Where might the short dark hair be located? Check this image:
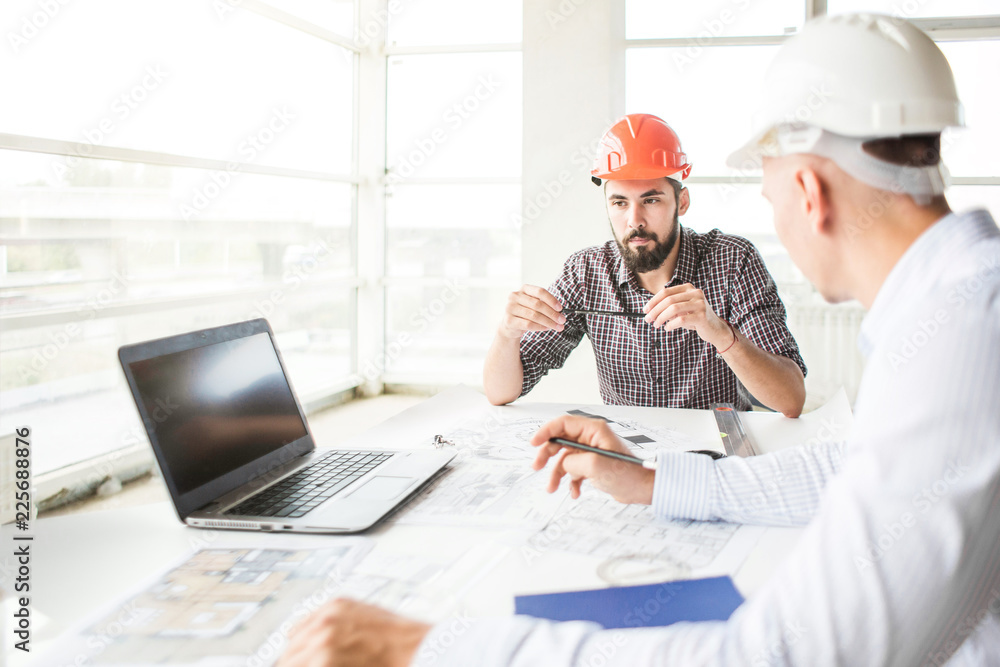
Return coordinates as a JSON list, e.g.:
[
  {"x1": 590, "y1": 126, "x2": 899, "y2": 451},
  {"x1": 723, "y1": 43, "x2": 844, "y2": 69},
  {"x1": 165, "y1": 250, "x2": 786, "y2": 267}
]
[
  {"x1": 862, "y1": 134, "x2": 942, "y2": 167},
  {"x1": 664, "y1": 177, "x2": 684, "y2": 202}
]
